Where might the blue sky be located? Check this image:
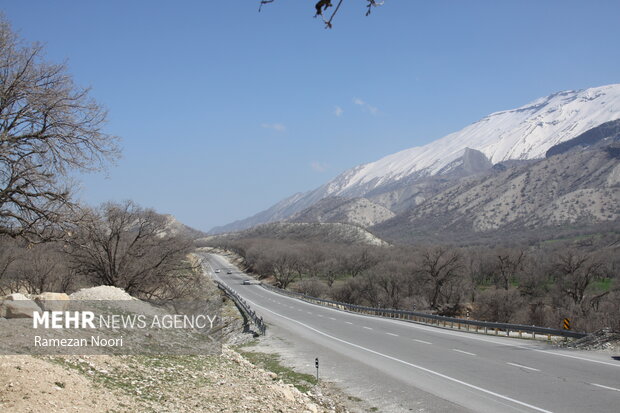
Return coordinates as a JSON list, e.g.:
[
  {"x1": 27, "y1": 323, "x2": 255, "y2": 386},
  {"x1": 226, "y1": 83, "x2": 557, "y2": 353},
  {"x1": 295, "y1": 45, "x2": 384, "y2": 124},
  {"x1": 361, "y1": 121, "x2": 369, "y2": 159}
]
[{"x1": 2, "y1": 1, "x2": 619, "y2": 231}]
